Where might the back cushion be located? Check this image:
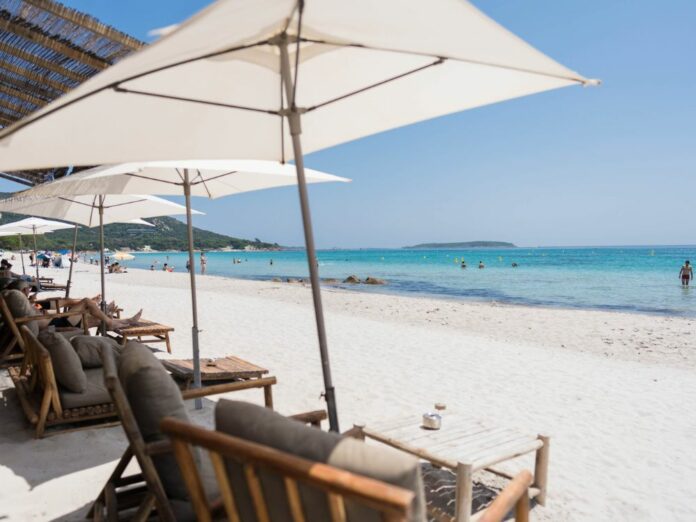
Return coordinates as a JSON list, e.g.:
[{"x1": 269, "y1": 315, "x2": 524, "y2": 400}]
[
  {"x1": 2, "y1": 289, "x2": 40, "y2": 336},
  {"x1": 118, "y1": 341, "x2": 190, "y2": 499},
  {"x1": 71, "y1": 335, "x2": 121, "y2": 368},
  {"x1": 38, "y1": 330, "x2": 87, "y2": 393},
  {"x1": 215, "y1": 400, "x2": 426, "y2": 522}
]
